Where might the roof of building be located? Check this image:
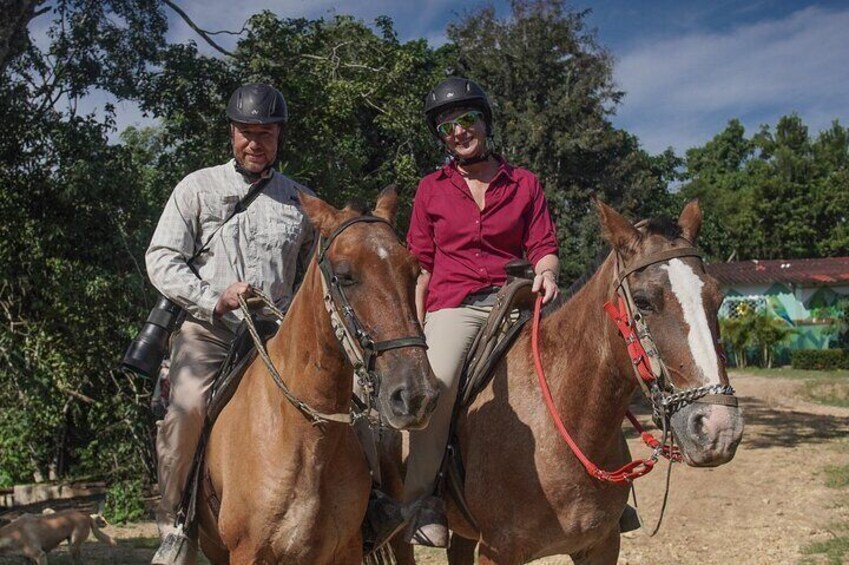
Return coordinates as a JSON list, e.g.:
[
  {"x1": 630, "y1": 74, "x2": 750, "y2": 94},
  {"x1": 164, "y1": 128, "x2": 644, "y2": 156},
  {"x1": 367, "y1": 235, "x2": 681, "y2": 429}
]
[{"x1": 706, "y1": 257, "x2": 849, "y2": 286}]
